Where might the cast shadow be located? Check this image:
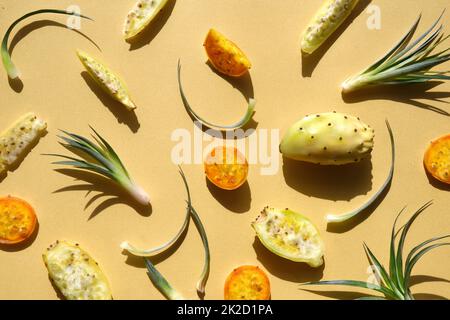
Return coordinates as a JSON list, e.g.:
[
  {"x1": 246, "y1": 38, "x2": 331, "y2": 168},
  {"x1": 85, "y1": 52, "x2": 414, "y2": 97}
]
[
  {"x1": 253, "y1": 238, "x2": 324, "y2": 283},
  {"x1": 410, "y1": 275, "x2": 450, "y2": 287},
  {"x1": 128, "y1": 0, "x2": 177, "y2": 51},
  {"x1": 191, "y1": 118, "x2": 259, "y2": 140},
  {"x1": 206, "y1": 61, "x2": 255, "y2": 101},
  {"x1": 301, "y1": 0, "x2": 372, "y2": 77},
  {"x1": 342, "y1": 82, "x2": 450, "y2": 116},
  {"x1": 326, "y1": 178, "x2": 392, "y2": 233},
  {"x1": 414, "y1": 293, "x2": 448, "y2": 300},
  {"x1": 6, "y1": 19, "x2": 100, "y2": 91},
  {"x1": 52, "y1": 168, "x2": 152, "y2": 220},
  {"x1": 0, "y1": 222, "x2": 39, "y2": 252},
  {"x1": 302, "y1": 275, "x2": 450, "y2": 300},
  {"x1": 0, "y1": 130, "x2": 48, "y2": 183},
  {"x1": 206, "y1": 179, "x2": 252, "y2": 214},
  {"x1": 81, "y1": 72, "x2": 140, "y2": 133},
  {"x1": 282, "y1": 157, "x2": 373, "y2": 201},
  {"x1": 49, "y1": 276, "x2": 67, "y2": 300},
  {"x1": 426, "y1": 172, "x2": 450, "y2": 191},
  {"x1": 300, "y1": 289, "x2": 378, "y2": 300},
  {"x1": 8, "y1": 77, "x2": 23, "y2": 93}
]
